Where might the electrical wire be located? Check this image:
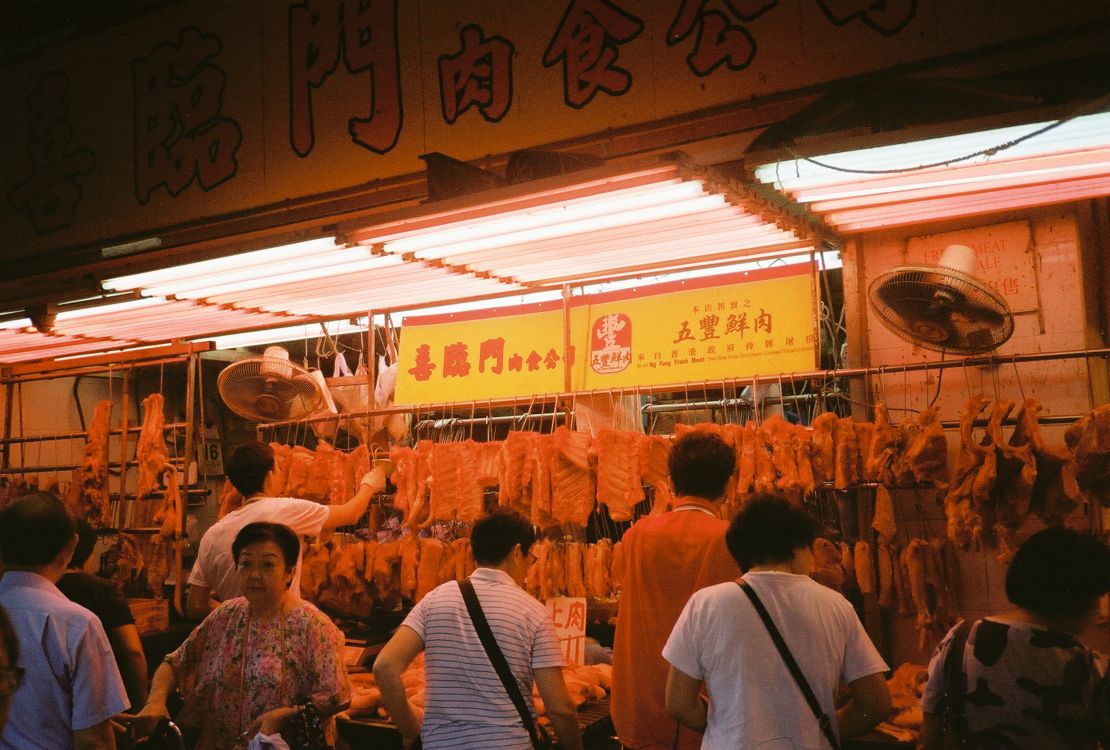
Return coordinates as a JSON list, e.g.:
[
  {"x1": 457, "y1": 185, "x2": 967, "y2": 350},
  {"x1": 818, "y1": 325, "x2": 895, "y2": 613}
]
[{"x1": 778, "y1": 92, "x2": 1110, "y2": 177}]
